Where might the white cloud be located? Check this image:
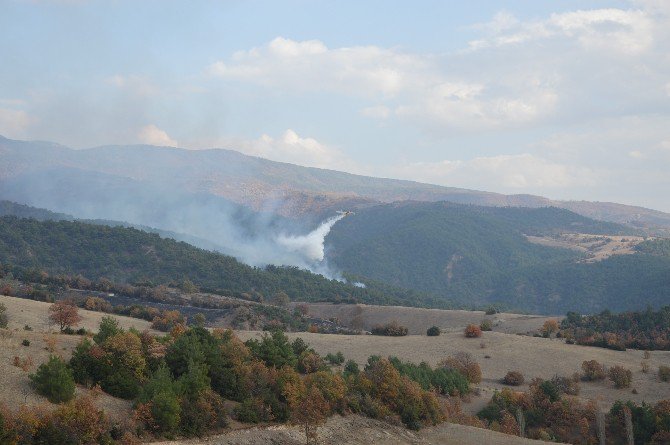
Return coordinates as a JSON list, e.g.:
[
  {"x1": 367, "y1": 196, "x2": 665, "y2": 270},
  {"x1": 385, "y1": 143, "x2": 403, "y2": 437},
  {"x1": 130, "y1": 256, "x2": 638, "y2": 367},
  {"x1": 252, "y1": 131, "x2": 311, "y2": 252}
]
[
  {"x1": 0, "y1": 107, "x2": 31, "y2": 137},
  {"x1": 236, "y1": 129, "x2": 353, "y2": 170},
  {"x1": 209, "y1": 37, "x2": 428, "y2": 97},
  {"x1": 390, "y1": 154, "x2": 595, "y2": 191},
  {"x1": 138, "y1": 124, "x2": 178, "y2": 147},
  {"x1": 468, "y1": 8, "x2": 654, "y2": 54}
]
